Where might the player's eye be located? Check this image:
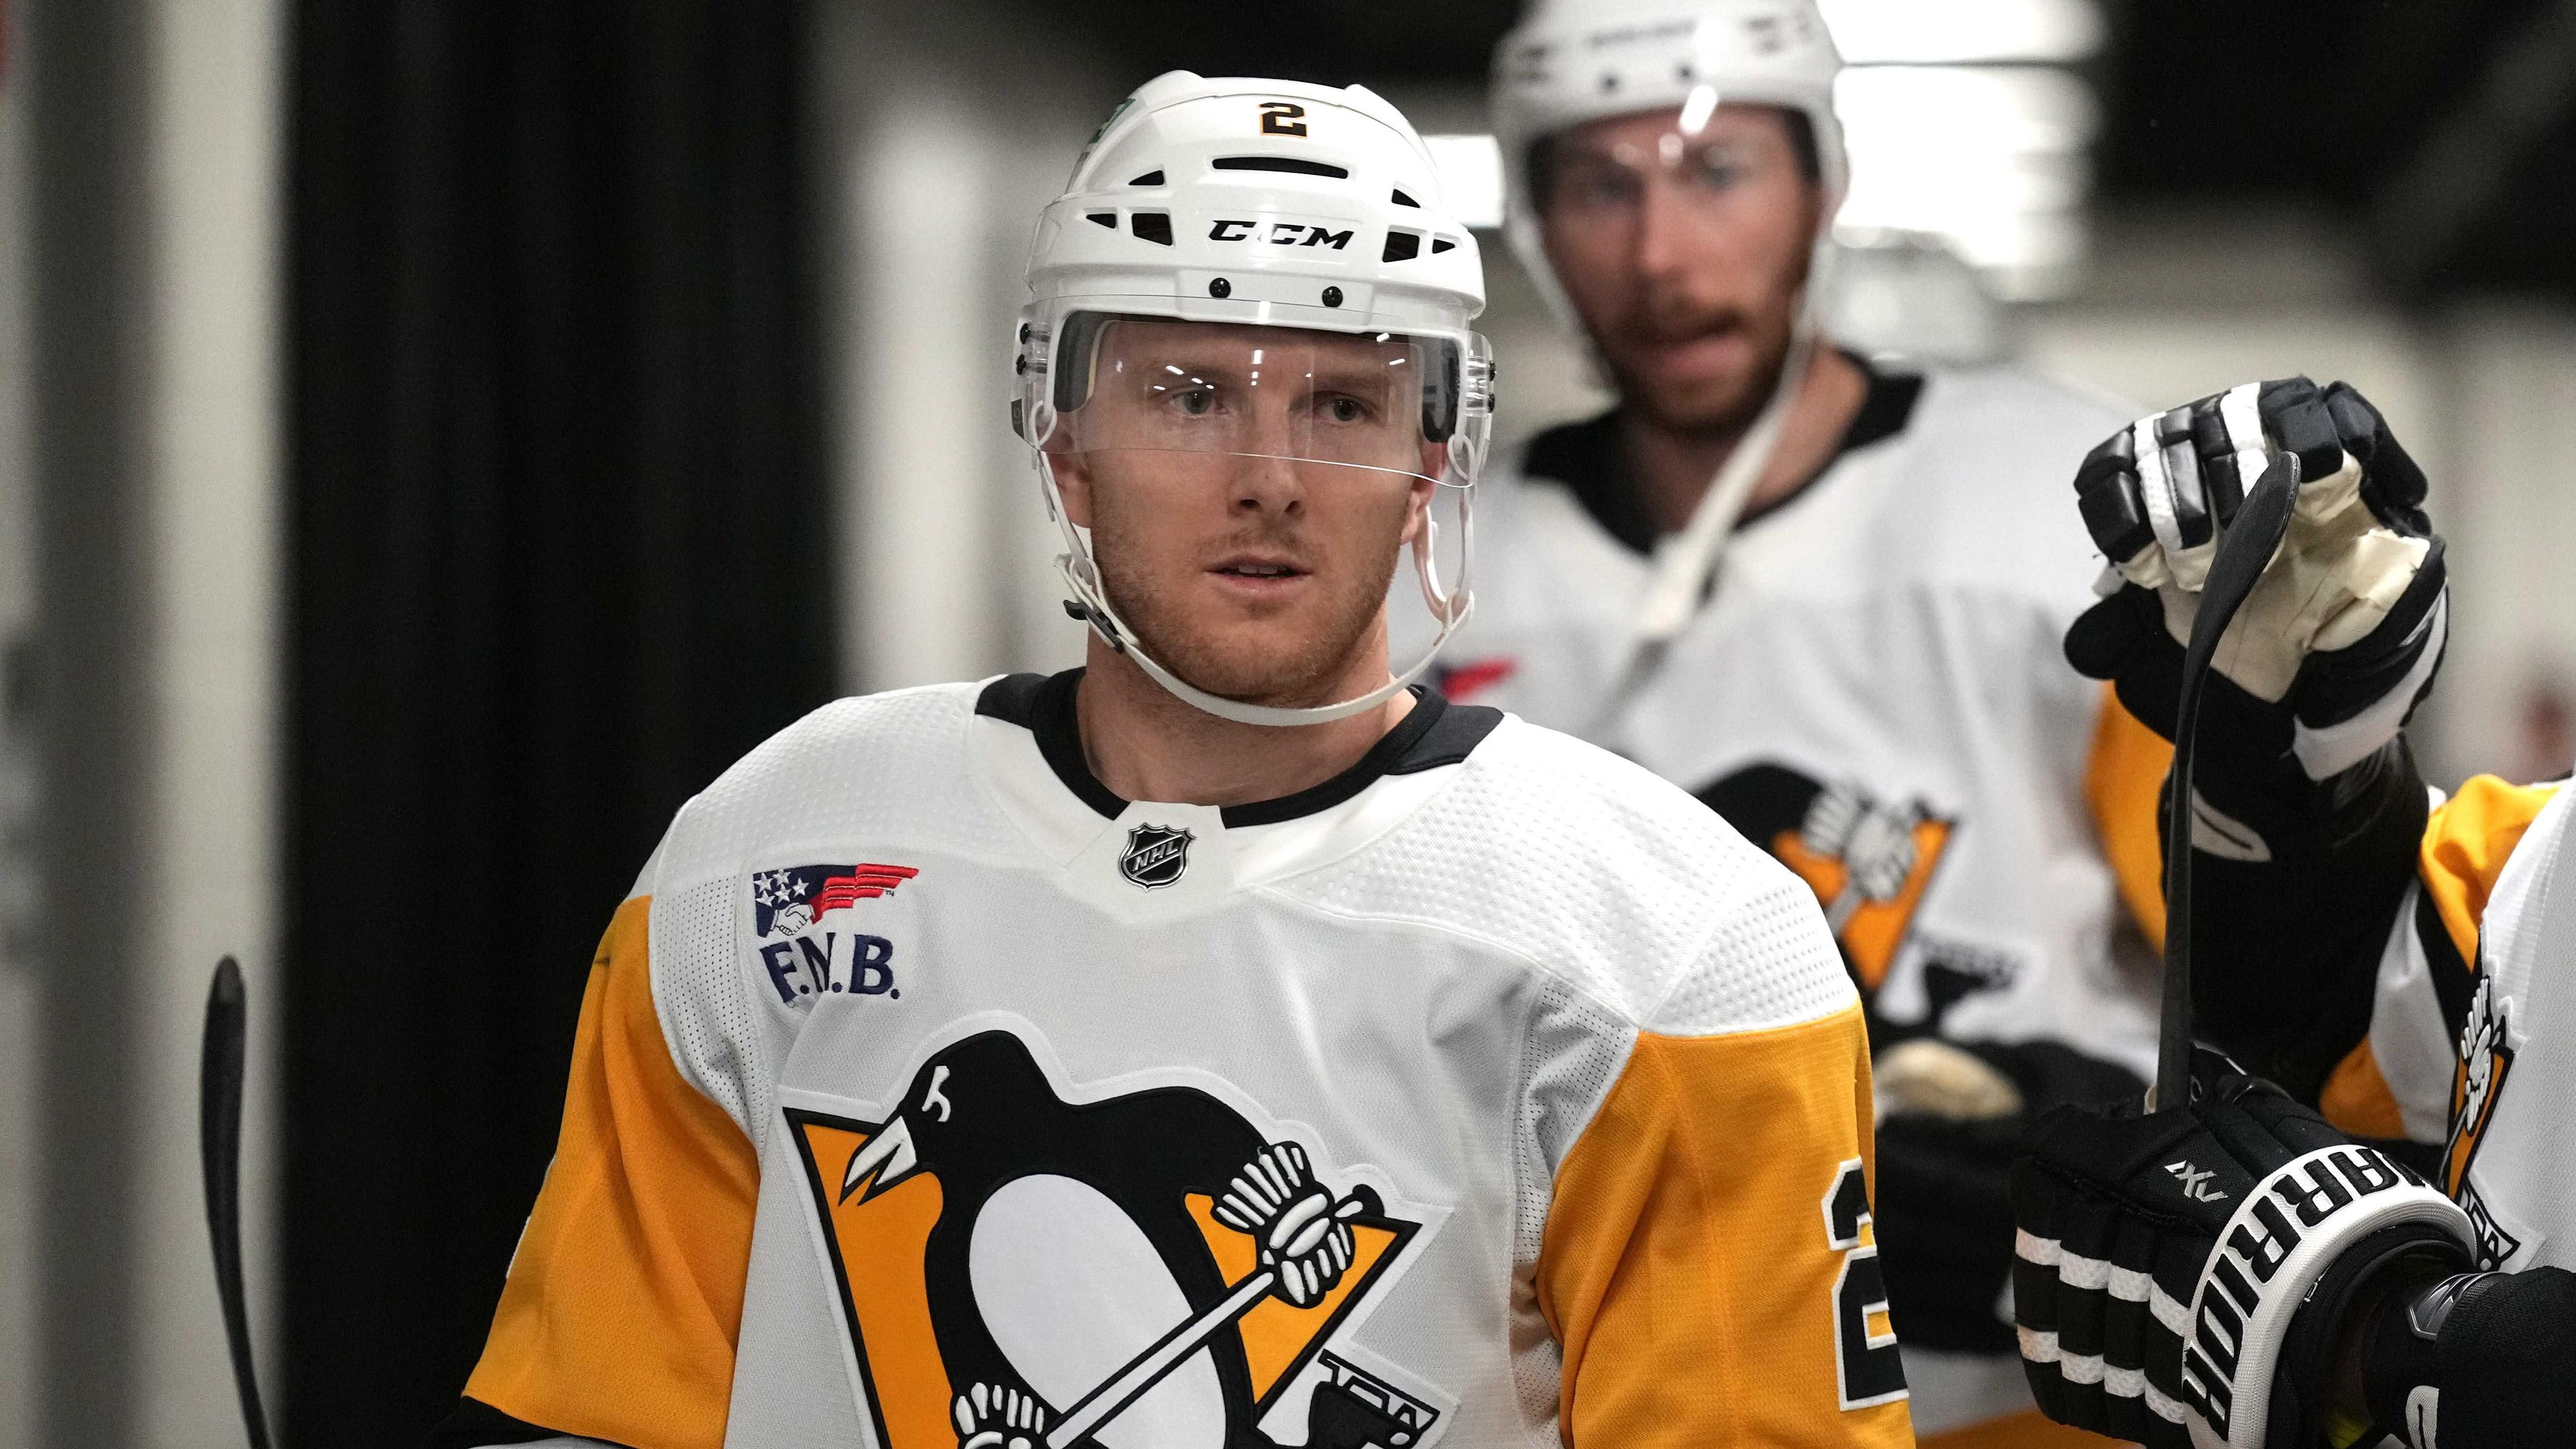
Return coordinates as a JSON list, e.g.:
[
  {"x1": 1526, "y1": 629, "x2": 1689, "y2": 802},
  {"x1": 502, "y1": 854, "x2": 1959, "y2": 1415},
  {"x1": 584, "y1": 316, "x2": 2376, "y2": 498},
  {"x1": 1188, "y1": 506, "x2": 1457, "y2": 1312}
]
[
  {"x1": 1683, "y1": 146, "x2": 1756, "y2": 193},
  {"x1": 1171, "y1": 387, "x2": 1216, "y2": 417},
  {"x1": 1552, "y1": 163, "x2": 1638, "y2": 212},
  {"x1": 1320, "y1": 395, "x2": 1368, "y2": 425}
]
